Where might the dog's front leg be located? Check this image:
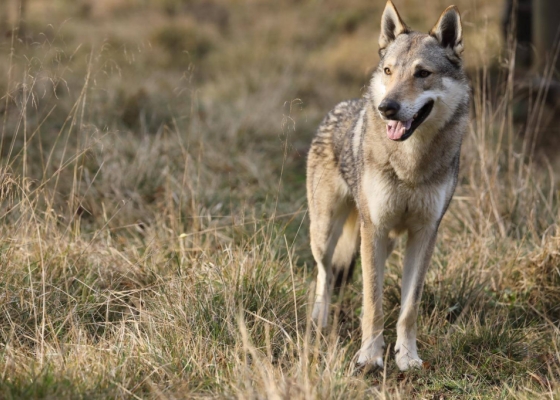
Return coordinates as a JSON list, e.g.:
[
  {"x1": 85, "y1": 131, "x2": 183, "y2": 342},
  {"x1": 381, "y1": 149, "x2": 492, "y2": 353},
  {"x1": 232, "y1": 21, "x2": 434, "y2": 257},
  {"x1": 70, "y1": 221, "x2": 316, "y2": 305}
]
[
  {"x1": 356, "y1": 220, "x2": 388, "y2": 369},
  {"x1": 395, "y1": 224, "x2": 438, "y2": 371}
]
